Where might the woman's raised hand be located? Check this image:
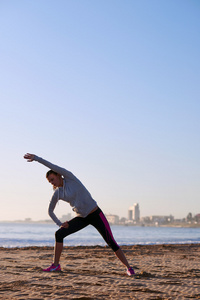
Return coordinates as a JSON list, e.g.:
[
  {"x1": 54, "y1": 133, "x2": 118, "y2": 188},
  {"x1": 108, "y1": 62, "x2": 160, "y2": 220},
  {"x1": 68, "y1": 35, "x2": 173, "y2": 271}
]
[{"x1": 24, "y1": 153, "x2": 35, "y2": 162}]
